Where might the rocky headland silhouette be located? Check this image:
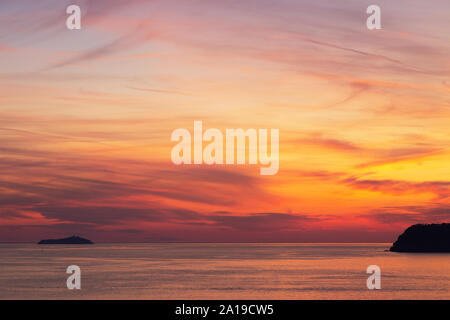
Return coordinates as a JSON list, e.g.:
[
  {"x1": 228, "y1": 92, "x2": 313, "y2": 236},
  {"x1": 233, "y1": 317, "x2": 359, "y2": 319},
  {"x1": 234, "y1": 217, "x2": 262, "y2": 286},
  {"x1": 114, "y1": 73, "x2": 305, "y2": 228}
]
[
  {"x1": 390, "y1": 223, "x2": 450, "y2": 252},
  {"x1": 38, "y1": 235, "x2": 93, "y2": 244}
]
